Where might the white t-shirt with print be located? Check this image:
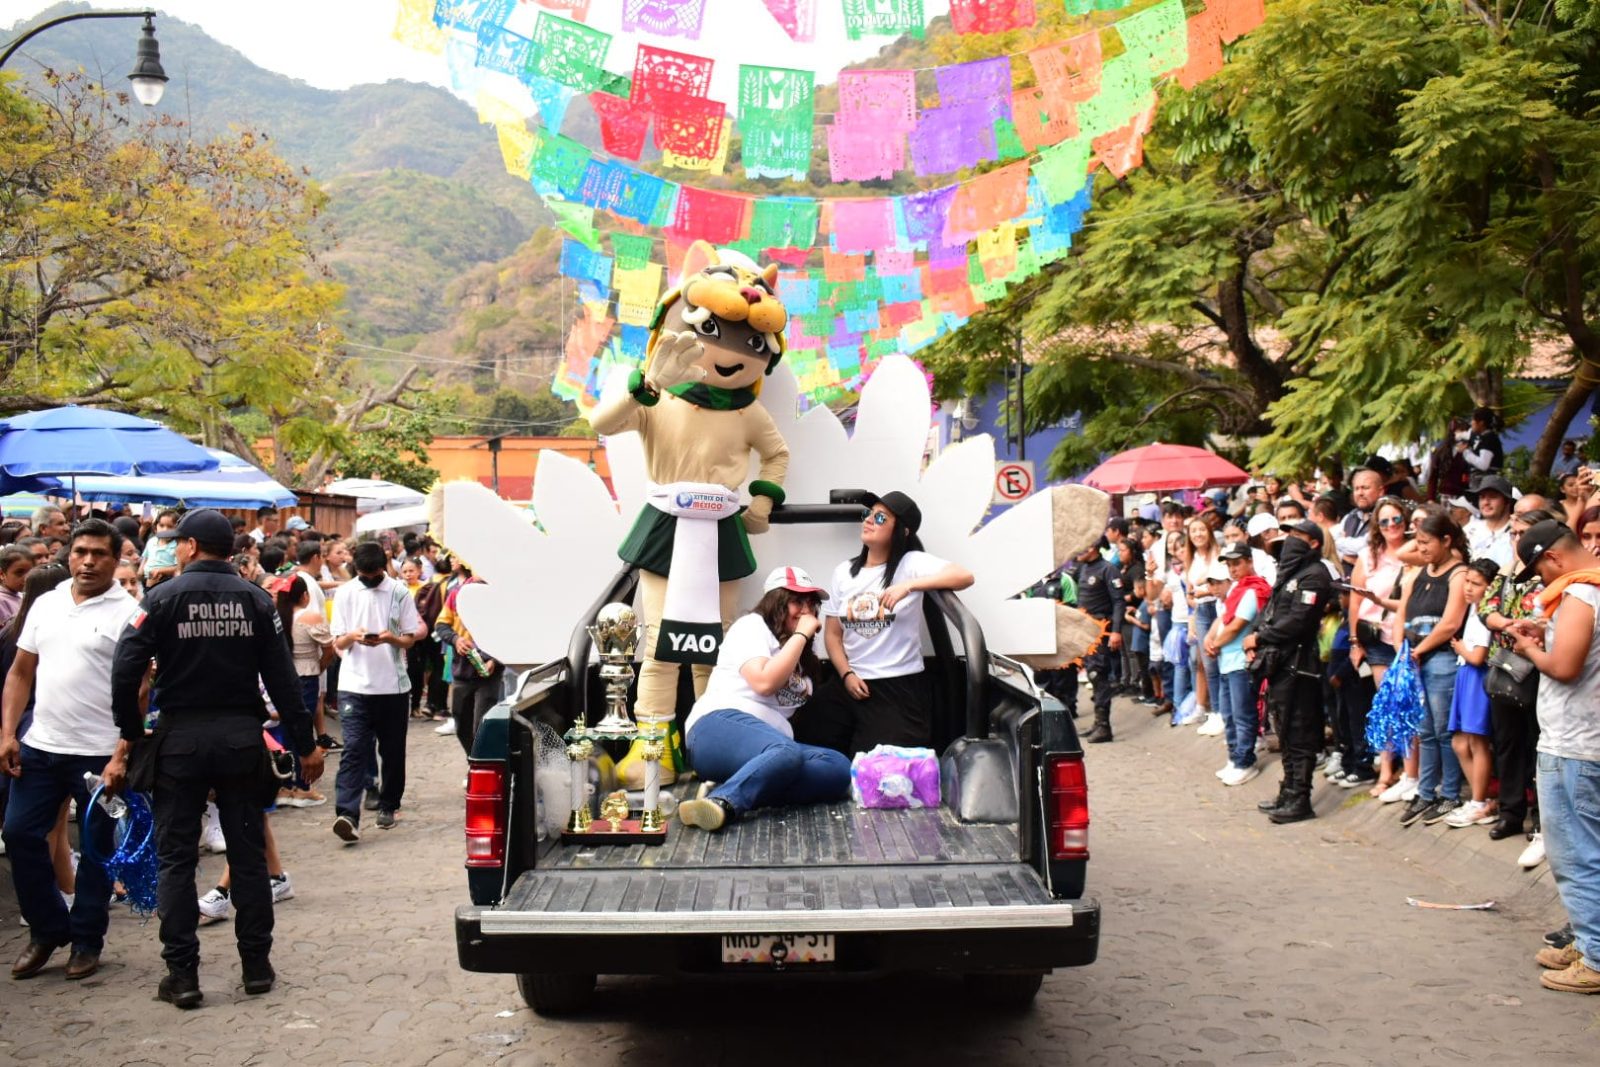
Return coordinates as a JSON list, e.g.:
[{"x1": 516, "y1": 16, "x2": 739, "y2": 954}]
[
  {"x1": 17, "y1": 583, "x2": 140, "y2": 756},
  {"x1": 685, "y1": 614, "x2": 812, "y2": 739},
  {"x1": 825, "y1": 550, "x2": 948, "y2": 680}
]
